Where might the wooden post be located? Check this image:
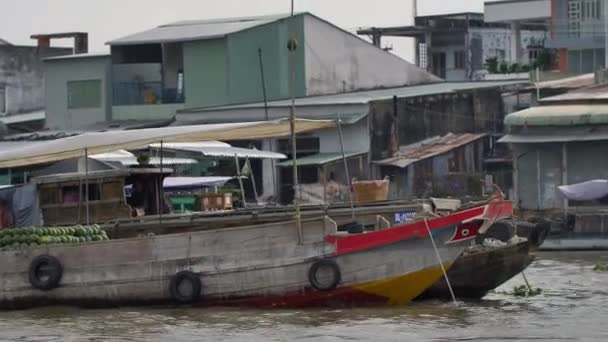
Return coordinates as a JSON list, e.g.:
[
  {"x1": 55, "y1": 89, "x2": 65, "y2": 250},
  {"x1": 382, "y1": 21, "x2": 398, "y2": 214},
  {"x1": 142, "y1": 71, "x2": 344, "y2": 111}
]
[
  {"x1": 84, "y1": 148, "x2": 90, "y2": 225},
  {"x1": 322, "y1": 165, "x2": 327, "y2": 205}
]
